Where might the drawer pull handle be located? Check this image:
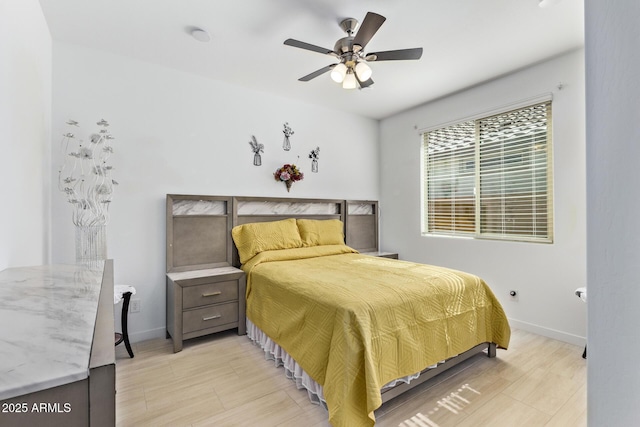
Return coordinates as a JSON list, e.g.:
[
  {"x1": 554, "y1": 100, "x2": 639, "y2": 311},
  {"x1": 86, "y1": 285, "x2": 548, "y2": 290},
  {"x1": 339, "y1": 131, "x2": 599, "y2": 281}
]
[
  {"x1": 202, "y1": 291, "x2": 222, "y2": 297},
  {"x1": 203, "y1": 315, "x2": 221, "y2": 321}
]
